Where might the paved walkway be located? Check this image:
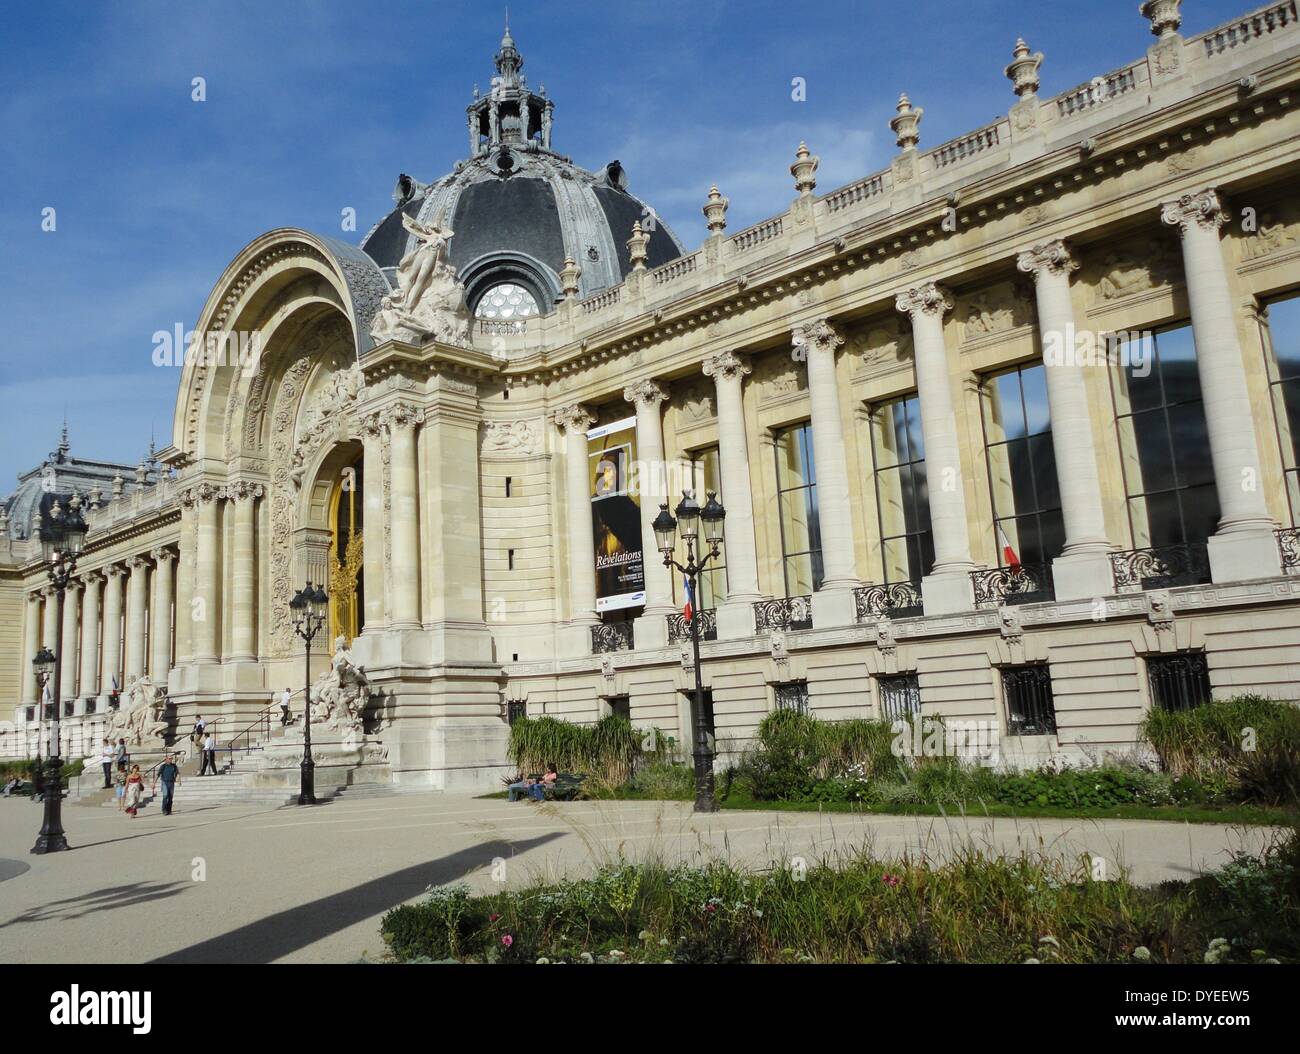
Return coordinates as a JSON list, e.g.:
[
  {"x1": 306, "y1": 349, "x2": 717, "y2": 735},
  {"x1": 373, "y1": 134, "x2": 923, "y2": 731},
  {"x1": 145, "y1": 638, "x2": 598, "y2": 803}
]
[{"x1": 0, "y1": 793, "x2": 1280, "y2": 963}]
